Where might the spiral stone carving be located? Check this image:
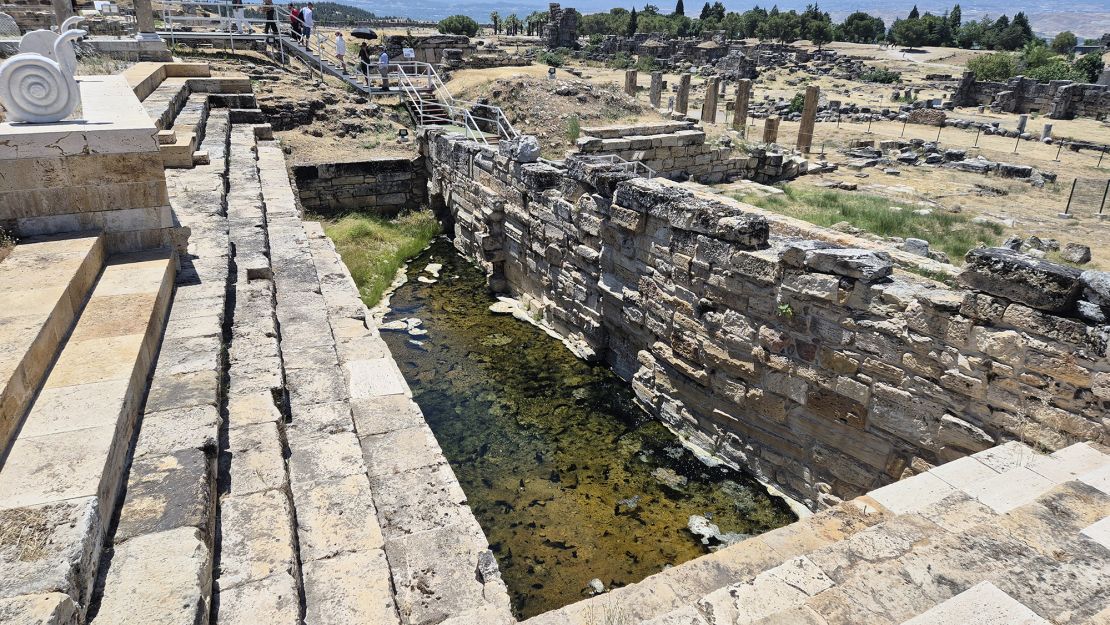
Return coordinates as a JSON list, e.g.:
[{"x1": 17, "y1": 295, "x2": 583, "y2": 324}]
[{"x1": 0, "y1": 54, "x2": 80, "y2": 123}]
